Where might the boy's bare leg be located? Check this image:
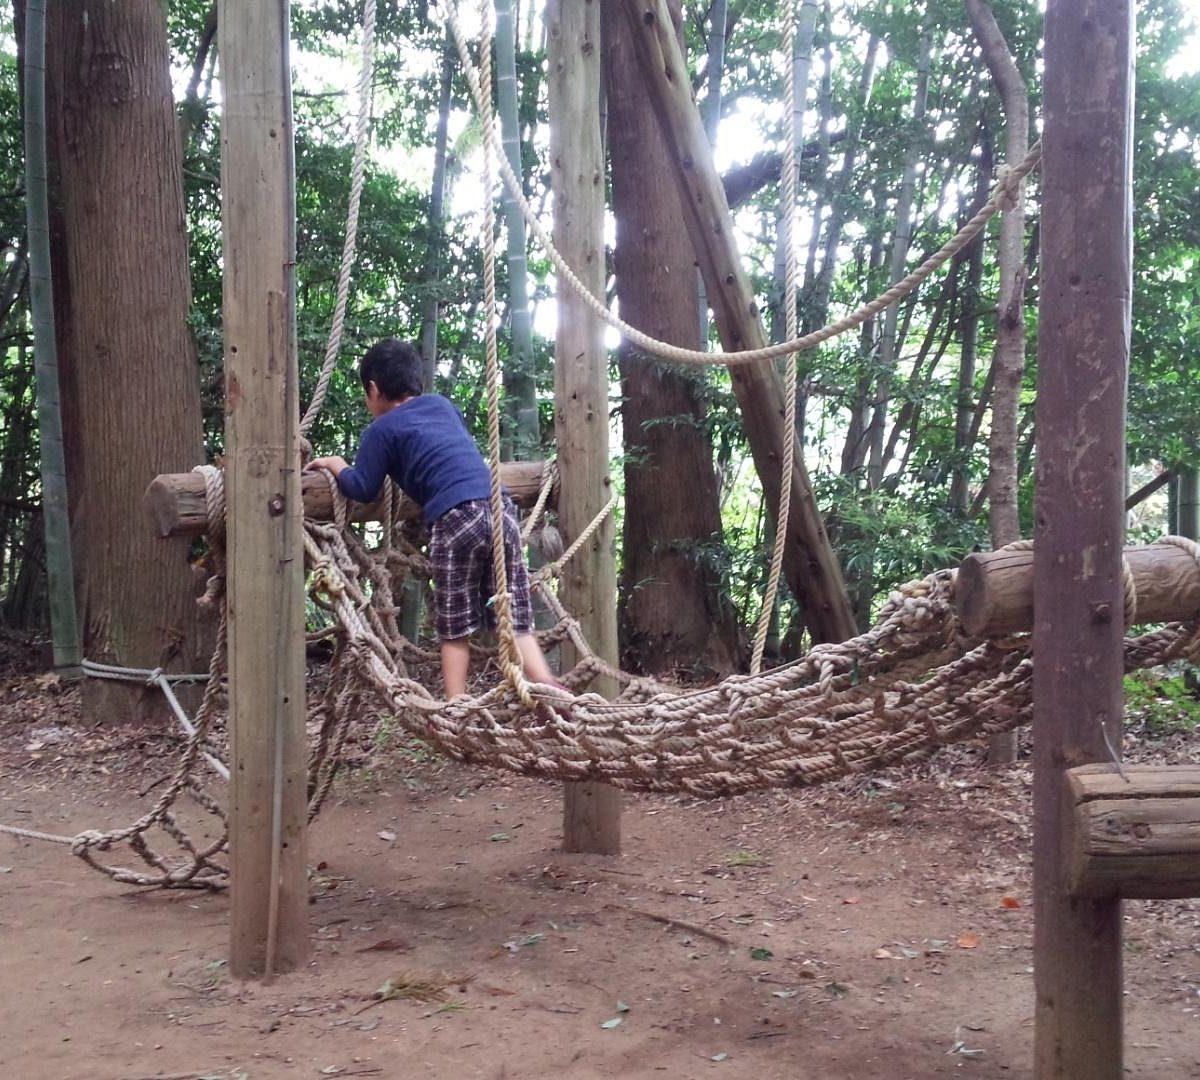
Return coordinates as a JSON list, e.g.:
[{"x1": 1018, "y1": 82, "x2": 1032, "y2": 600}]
[
  {"x1": 514, "y1": 633, "x2": 564, "y2": 687},
  {"x1": 441, "y1": 637, "x2": 471, "y2": 698}
]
